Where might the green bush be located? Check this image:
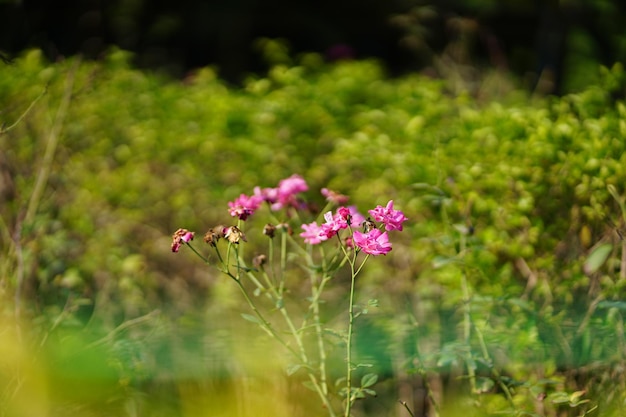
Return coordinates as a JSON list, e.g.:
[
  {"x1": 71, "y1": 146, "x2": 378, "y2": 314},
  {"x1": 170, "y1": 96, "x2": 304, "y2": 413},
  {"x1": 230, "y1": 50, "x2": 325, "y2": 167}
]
[{"x1": 1, "y1": 48, "x2": 626, "y2": 416}]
